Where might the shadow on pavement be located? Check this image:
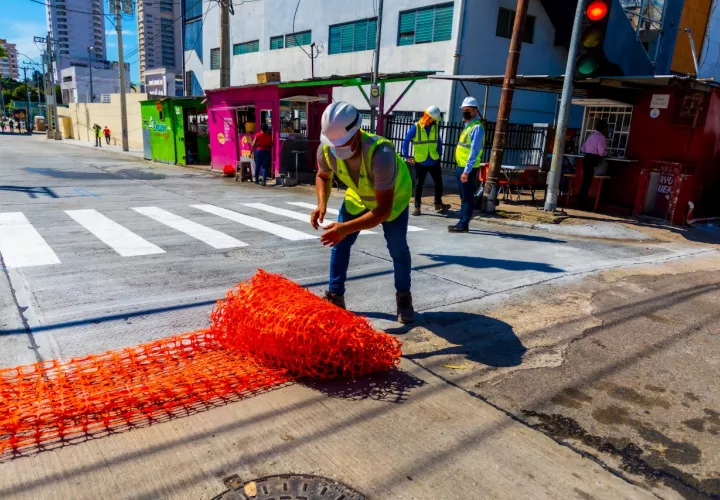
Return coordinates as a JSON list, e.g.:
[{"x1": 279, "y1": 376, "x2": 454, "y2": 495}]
[
  {"x1": 467, "y1": 229, "x2": 566, "y2": 244},
  {"x1": 420, "y1": 253, "x2": 565, "y2": 274},
  {"x1": 364, "y1": 311, "x2": 525, "y2": 368},
  {"x1": 24, "y1": 167, "x2": 118, "y2": 180},
  {"x1": 300, "y1": 368, "x2": 425, "y2": 404},
  {"x1": 0, "y1": 186, "x2": 59, "y2": 199}
]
